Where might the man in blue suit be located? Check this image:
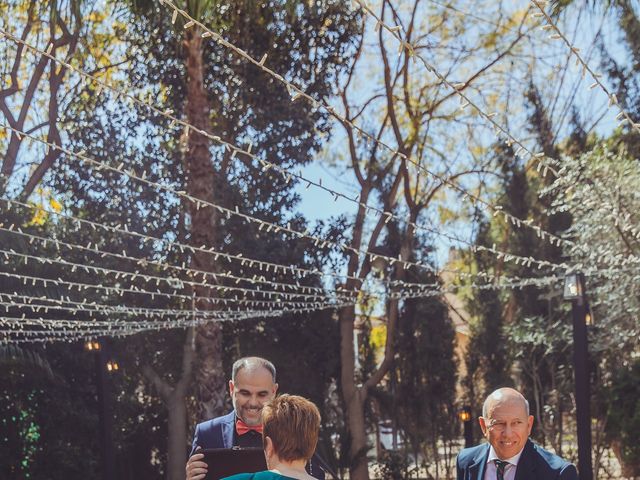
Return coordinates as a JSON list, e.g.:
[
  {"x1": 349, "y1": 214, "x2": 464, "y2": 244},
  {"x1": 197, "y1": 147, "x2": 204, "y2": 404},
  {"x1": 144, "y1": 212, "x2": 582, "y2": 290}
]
[
  {"x1": 456, "y1": 388, "x2": 578, "y2": 480},
  {"x1": 185, "y1": 356, "x2": 326, "y2": 480}
]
